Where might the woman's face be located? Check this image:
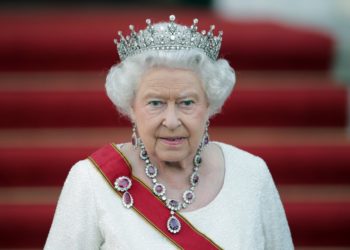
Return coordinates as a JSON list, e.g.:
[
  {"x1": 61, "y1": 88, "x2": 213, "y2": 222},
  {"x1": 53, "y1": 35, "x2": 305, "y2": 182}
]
[{"x1": 131, "y1": 67, "x2": 209, "y2": 164}]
